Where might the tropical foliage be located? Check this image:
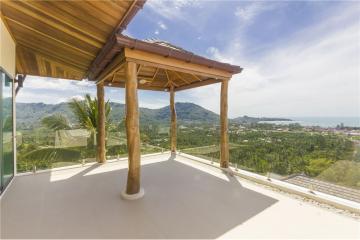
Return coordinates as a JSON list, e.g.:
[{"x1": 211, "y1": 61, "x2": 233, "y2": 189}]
[
  {"x1": 41, "y1": 114, "x2": 71, "y2": 130},
  {"x1": 69, "y1": 94, "x2": 111, "y2": 139}
]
